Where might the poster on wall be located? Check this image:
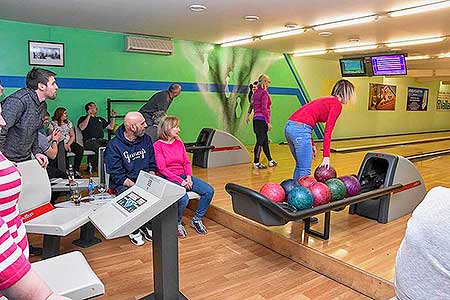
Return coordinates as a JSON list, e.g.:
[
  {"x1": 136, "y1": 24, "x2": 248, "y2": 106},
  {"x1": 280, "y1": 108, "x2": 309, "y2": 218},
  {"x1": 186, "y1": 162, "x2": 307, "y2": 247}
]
[
  {"x1": 368, "y1": 83, "x2": 397, "y2": 110},
  {"x1": 436, "y1": 91, "x2": 450, "y2": 110},
  {"x1": 407, "y1": 87, "x2": 428, "y2": 111}
]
